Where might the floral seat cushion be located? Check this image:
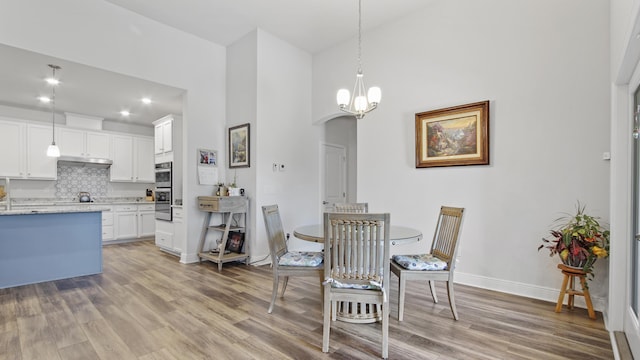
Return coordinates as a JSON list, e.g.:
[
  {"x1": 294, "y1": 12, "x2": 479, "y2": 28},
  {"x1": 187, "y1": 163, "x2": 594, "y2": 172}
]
[
  {"x1": 278, "y1": 251, "x2": 323, "y2": 267},
  {"x1": 392, "y1": 254, "x2": 448, "y2": 271}
]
